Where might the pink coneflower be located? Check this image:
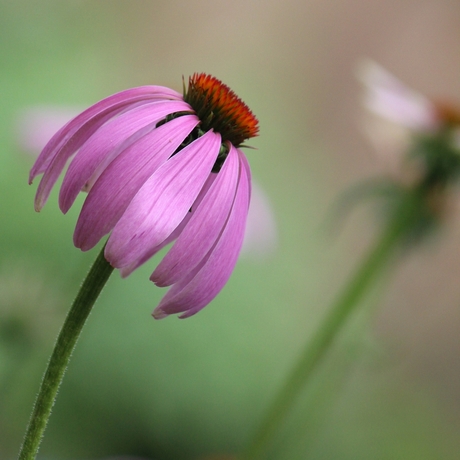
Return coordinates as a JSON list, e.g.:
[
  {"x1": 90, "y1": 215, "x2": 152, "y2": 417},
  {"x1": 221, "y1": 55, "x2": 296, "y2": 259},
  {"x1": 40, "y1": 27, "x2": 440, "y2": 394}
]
[{"x1": 30, "y1": 74, "x2": 259, "y2": 319}]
